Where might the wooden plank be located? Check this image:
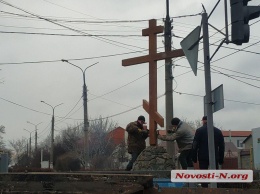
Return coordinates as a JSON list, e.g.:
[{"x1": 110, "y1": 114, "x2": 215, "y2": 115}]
[
  {"x1": 0, "y1": 172, "x2": 153, "y2": 193},
  {"x1": 122, "y1": 50, "x2": 185, "y2": 67}
]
